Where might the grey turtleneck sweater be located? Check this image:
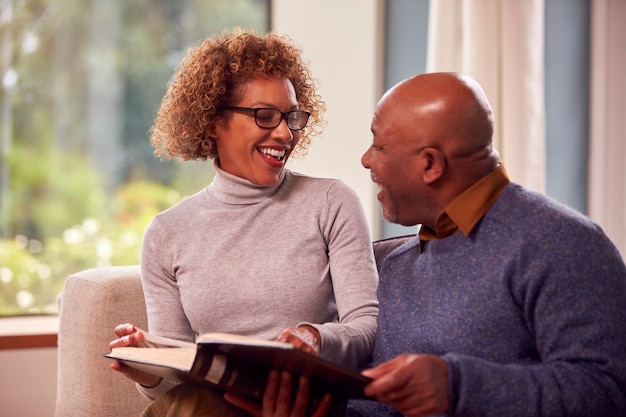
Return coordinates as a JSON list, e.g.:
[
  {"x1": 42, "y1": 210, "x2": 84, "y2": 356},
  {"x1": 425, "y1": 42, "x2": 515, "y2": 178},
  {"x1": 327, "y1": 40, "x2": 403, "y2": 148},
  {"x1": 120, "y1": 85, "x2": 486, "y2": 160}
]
[{"x1": 139, "y1": 163, "x2": 379, "y2": 398}]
